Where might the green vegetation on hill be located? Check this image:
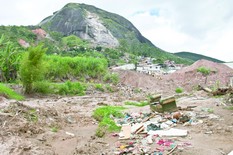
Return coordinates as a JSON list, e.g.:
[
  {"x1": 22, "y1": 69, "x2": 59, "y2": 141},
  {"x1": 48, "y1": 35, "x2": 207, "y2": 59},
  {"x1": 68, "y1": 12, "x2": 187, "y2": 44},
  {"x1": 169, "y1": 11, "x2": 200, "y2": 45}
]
[
  {"x1": 174, "y1": 52, "x2": 224, "y2": 63},
  {"x1": 0, "y1": 26, "x2": 37, "y2": 43}
]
